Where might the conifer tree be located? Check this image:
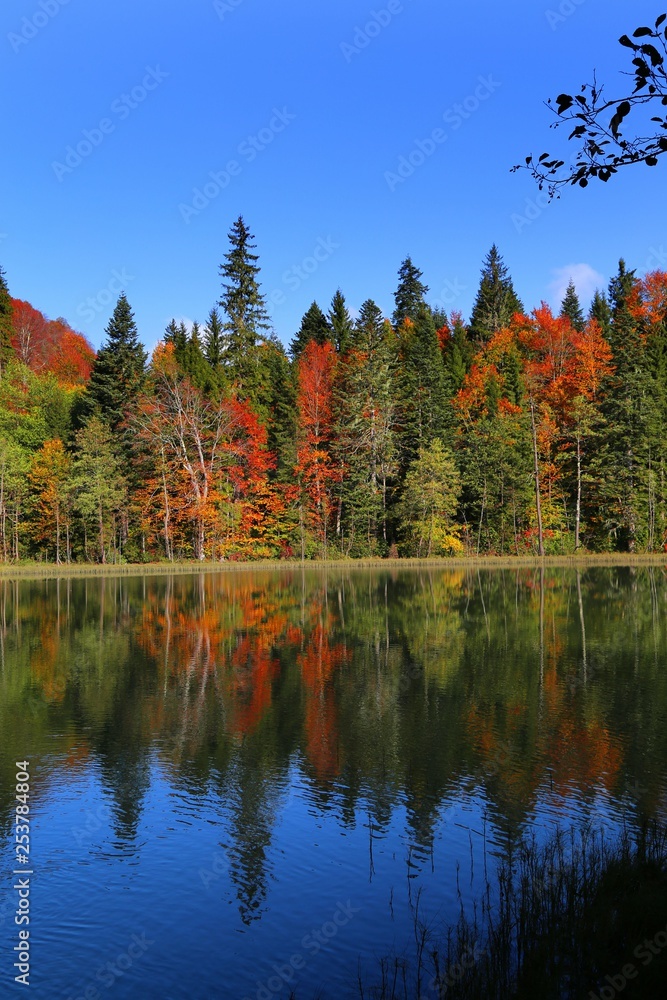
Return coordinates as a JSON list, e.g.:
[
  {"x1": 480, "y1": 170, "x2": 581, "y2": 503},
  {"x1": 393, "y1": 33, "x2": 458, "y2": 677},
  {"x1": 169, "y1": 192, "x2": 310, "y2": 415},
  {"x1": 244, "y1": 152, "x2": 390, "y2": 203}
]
[
  {"x1": 219, "y1": 217, "x2": 270, "y2": 357},
  {"x1": 560, "y1": 279, "x2": 585, "y2": 332},
  {"x1": 393, "y1": 257, "x2": 429, "y2": 326},
  {"x1": 0, "y1": 265, "x2": 15, "y2": 373},
  {"x1": 398, "y1": 304, "x2": 451, "y2": 470},
  {"x1": 204, "y1": 308, "x2": 224, "y2": 369},
  {"x1": 328, "y1": 290, "x2": 354, "y2": 355},
  {"x1": 595, "y1": 261, "x2": 649, "y2": 550},
  {"x1": 469, "y1": 245, "x2": 524, "y2": 342},
  {"x1": 290, "y1": 302, "x2": 331, "y2": 359},
  {"x1": 82, "y1": 293, "x2": 147, "y2": 430},
  {"x1": 589, "y1": 290, "x2": 612, "y2": 338}
]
